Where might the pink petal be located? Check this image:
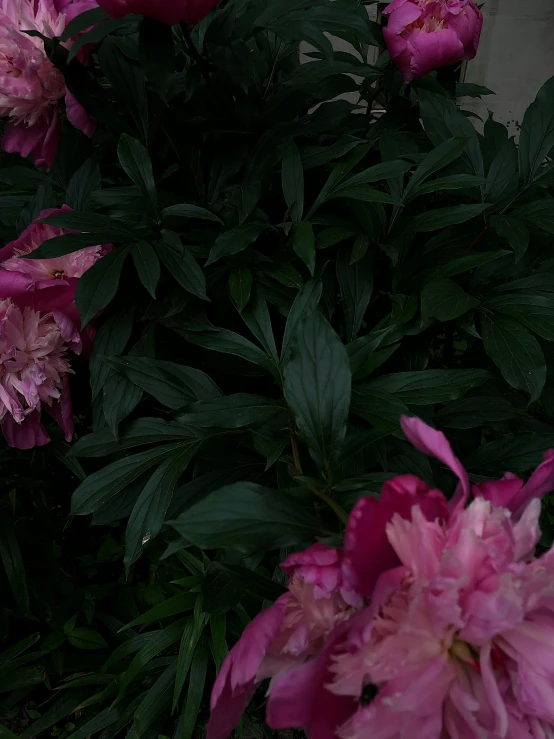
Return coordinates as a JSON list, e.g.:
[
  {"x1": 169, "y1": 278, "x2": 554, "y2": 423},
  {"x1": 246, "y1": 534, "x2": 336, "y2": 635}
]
[
  {"x1": 408, "y1": 28, "x2": 465, "y2": 80},
  {"x1": 343, "y1": 495, "x2": 404, "y2": 599},
  {"x1": 65, "y1": 91, "x2": 96, "y2": 138},
  {"x1": 2, "y1": 412, "x2": 50, "y2": 449},
  {"x1": 267, "y1": 622, "x2": 357, "y2": 739},
  {"x1": 180, "y1": 0, "x2": 221, "y2": 24},
  {"x1": 207, "y1": 596, "x2": 289, "y2": 739},
  {"x1": 47, "y1": 376, "x2": 74, "y2": 441},
  {"x1": 509, "y1": 450, "x2": 554, "y2": 518},
  {"x1": 385, "y1": 1, "x2": 422, "y2": 35},
  {"x1": 3, "y1": 111, "x2": 62, "y2": 171},
  {"x1": 473, "y1": 474, "x2": 524, "y2": 510},
  {"x1": 401, "y1": 416, "x2": 470, "y2": 509},
  {"x1": 383, "y1": 27, "x2": 414, "y2": 83},
  {"x1": 382, "y1": 0, "x2": 410, "y2": 15},
  {"x1": 0, "y1": 270, "x2": 35, "y2": 300}
]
